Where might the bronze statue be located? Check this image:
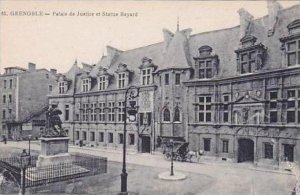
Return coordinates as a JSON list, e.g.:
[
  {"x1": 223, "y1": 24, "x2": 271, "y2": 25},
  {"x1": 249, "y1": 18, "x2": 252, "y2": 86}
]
[{"x1": 43, "y1": 104, "x2": 66, "y2": 137}]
